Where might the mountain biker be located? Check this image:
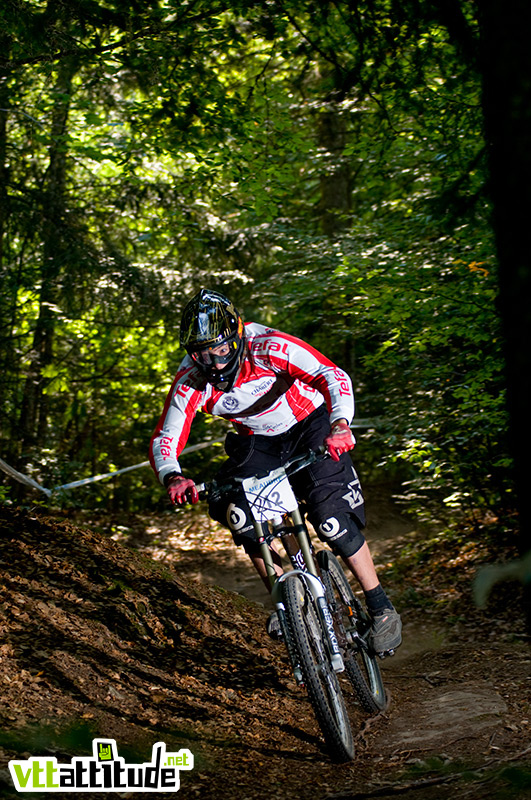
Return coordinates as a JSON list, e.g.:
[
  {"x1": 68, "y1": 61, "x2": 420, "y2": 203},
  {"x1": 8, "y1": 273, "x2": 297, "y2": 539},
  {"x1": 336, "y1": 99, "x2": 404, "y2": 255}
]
[{"x1": 149, "y1": 288, "x2": 402, "y2": 655}]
